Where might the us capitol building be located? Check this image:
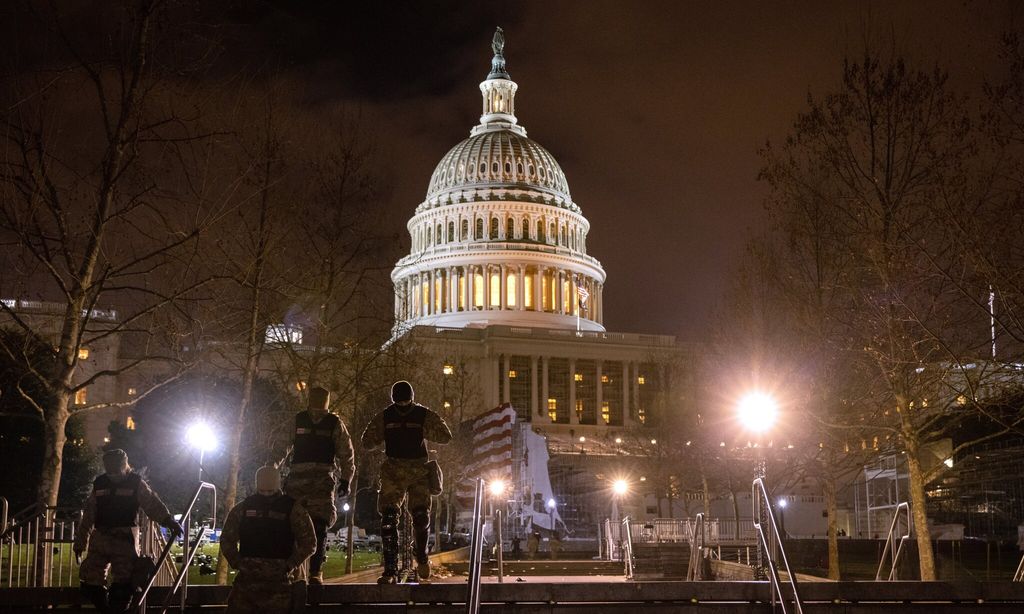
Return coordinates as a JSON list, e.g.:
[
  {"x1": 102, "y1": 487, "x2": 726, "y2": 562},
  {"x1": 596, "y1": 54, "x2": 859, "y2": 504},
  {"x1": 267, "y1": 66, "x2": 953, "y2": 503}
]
[{"x1": 390, "y1": 30, "x2": 699, "y2": 527}]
